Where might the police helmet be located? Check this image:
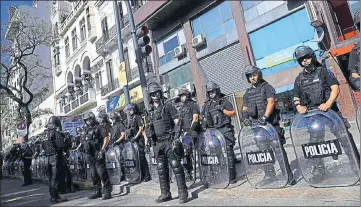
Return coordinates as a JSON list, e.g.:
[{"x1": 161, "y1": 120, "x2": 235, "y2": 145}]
[
  {"x1": 293, "y1": 46, "x2": 316, "y2": 66},
  {"x1": 97, "y1": 113, "x2": 111, "y2": 124},
  {"x1": 46, "y1": 116, "x2": 62, "y2": 130},
  {"x1": 178, "y1": 88, "x2": 191, "y2": 98},
  {"x1": 206, "y1": 81, "x2": 220, "y2": 93},
  {"x1": 109, "y1": 111, "x2": 121, "y2": 122},
  {"x1": 147, "y1": 82, "x2": 162, "y2": 94},
  {"x1": 84, "y1": 112, "x2": 96, "y2": 125},
  {"x1": 244, "y1": 65, "x2": 263, "y2": 83}
]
